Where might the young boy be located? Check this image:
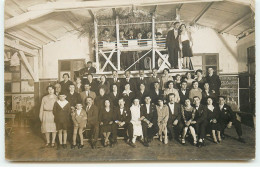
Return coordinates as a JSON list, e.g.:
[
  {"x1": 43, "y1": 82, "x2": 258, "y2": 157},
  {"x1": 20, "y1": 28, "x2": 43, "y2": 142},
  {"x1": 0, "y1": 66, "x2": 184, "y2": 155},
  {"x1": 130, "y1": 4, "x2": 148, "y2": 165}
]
[
  {"x1": 71, "y1": 103, "x2": 87, "y2": 149},
  {"x1": 53, "y1": 92, "x2": 71, "y2": 149}
]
